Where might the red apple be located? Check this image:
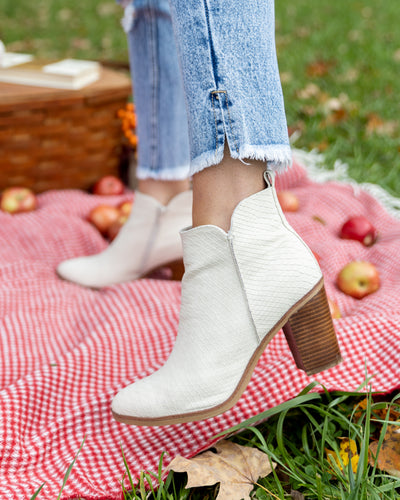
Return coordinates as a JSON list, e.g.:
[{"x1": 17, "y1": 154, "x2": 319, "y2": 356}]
[
  {"x1": 277, "y1": 190, "x2": 299, "y2": 212},
  {"x1": 118, "y1": 200, "x2": 133, "y2": 217},
  {"x1": 93, "y1": 175, "x2": 124, "y2": 196},
  {"x1": 107, "y1": 214, "x2": 128, "y2": 241},
  {"x1": 0, "y1": 187, "x2": 37, "y2": 214},
  {"x1": 328, "y1": 298, "x2": 342, "y2": 319},
  {"x1": 88, "y1": 205, "x2": 120, "y2": 236},
  {"x1": 339, "y1": 216, "x2": 377, "y2": 246},
  {"x1": 336, "y1": 261, "x2": 380, "y2": 299}
]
